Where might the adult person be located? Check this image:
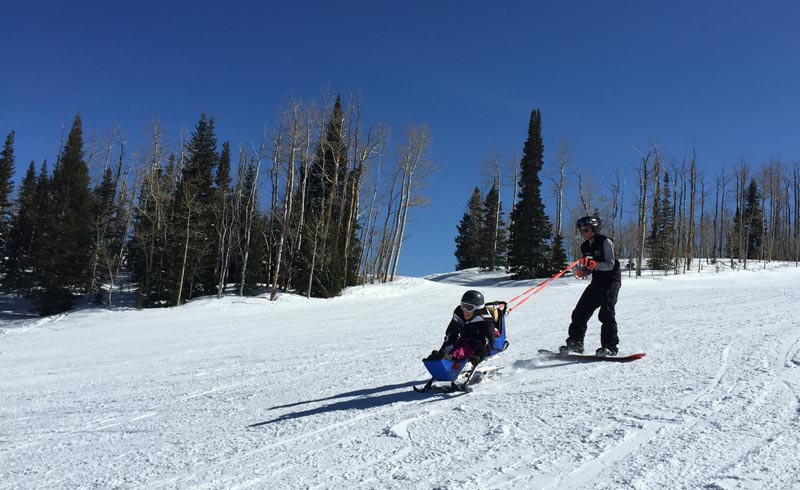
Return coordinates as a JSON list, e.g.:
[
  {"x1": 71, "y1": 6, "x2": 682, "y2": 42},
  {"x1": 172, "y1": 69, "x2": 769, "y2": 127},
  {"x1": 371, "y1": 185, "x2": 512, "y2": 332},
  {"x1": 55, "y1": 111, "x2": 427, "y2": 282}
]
[{"x1": 560, "y1": 216, "x2": 622, "y2": 357}]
